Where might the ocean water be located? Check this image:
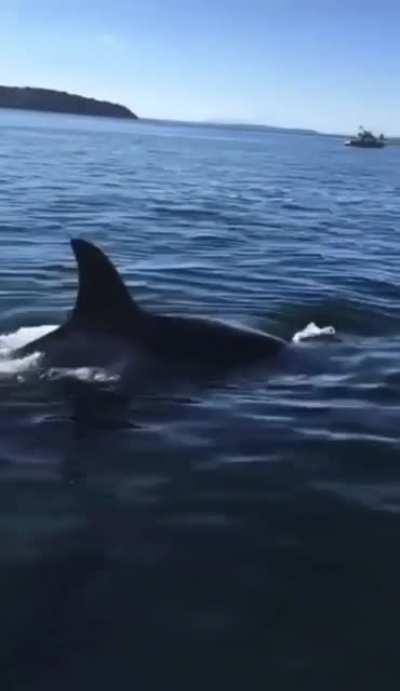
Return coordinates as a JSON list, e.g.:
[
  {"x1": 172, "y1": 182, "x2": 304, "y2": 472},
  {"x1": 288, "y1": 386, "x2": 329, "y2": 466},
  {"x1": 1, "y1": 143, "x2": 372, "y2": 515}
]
[{"x1": 0, "y1": 109, "x2": 400, "y2": 690}]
